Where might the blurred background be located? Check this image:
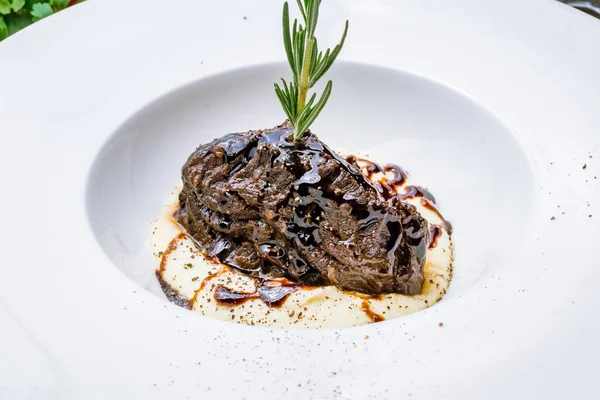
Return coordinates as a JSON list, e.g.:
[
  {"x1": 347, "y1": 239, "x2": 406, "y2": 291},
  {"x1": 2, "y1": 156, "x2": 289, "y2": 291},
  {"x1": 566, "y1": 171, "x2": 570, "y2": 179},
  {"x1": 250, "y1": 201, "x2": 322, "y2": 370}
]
[
  {"x1": 1, "y1": 0, "x2": 83, "y2": 41},
  {"x1": 0, "y1": 0, "x2": 599, "y2": 42},
  {"x1": 559, "y1": 0, "x2": 600, "y2": 17}
]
